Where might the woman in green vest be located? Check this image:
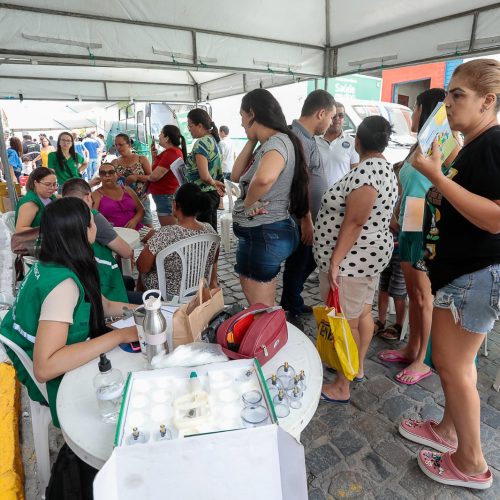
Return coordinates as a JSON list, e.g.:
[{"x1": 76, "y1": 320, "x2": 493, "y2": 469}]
[
  {"x1": 15, "y1": 167, "x2": 58, "y2": 232},
  {"x1": 47, "y1": 131, "x2": 87, "y2": 189},
  {"x1": 1, "y1": 197, "x2": 138, "y2": 427}
]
